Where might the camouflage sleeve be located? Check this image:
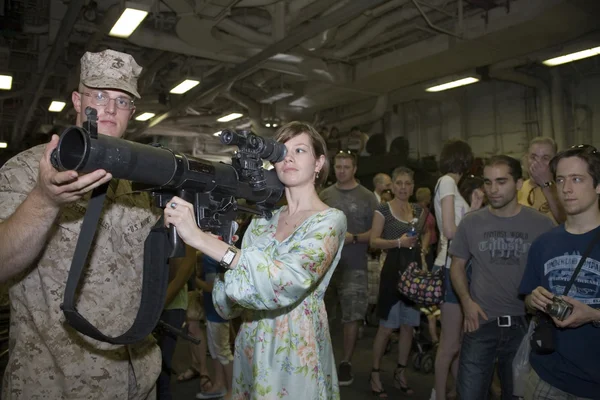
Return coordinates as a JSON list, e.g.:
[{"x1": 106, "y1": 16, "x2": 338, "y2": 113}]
[{"x1": 0, "y1": 148, "x2": 40, "y2": 223}]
